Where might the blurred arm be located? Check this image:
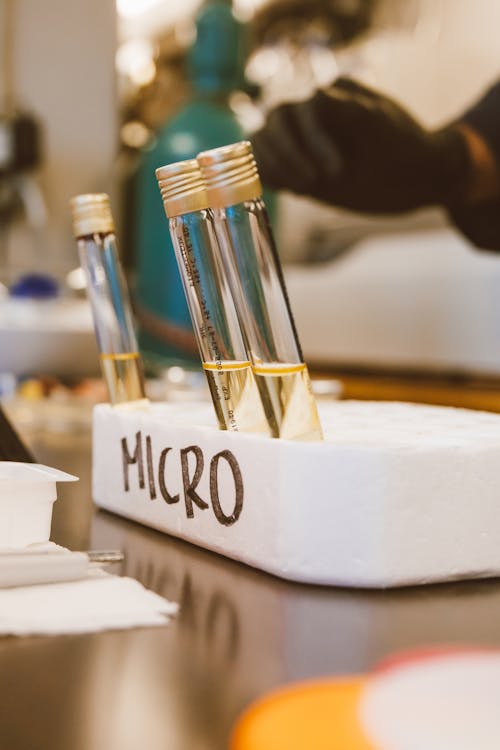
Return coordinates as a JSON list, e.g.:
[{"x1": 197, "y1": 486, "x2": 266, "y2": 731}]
[
  {"x1": 253, "y1": 78, "x2": 500, "y2": 251},
  {"x1": 447, "y1": 82, "x2": 500, "y2": 251}
]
